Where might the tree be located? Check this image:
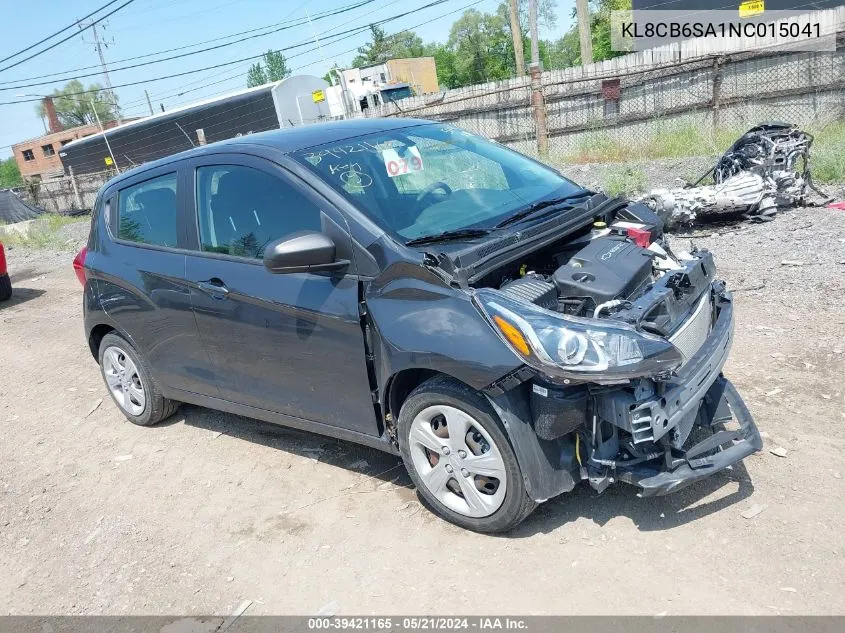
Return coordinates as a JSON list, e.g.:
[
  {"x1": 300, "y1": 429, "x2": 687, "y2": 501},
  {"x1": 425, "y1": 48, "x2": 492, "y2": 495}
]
[
  {"x1": 549, "y1": 0, "x2": 629, "y2": 67},
  {"x1": 351, "y1": 25, "x2": 425, "y2": 67},
  {"x1": 0, "y1": 157, "x2": 22, "y2": 189},
  {"x1": 247, "y1": 63, "x2": 267, "y2": 88},
  {"x1": 35, "y1": 80, "x2": 118, "y2": 128},
  {"x1": 246, "y1": 50, "x2": 291, "y2": 87},
  {"x1": 590, "y1": 0, "x2": 630, "y2": 62},
  {"x1": 446, "y1": 9, "x2": 513, "y2": 85}
]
